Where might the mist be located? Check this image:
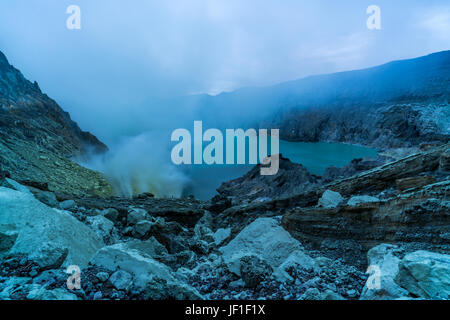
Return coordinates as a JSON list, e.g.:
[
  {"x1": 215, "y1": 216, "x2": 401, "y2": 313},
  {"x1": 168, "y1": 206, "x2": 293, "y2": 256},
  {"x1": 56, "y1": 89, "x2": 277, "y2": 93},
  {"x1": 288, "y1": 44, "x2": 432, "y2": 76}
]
[{"x1": 1, "y1": 0, "x2": 449, "y2": 197}]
